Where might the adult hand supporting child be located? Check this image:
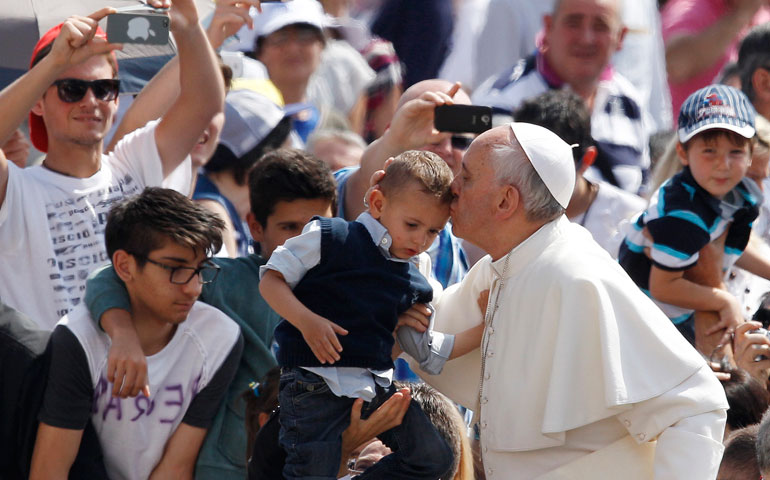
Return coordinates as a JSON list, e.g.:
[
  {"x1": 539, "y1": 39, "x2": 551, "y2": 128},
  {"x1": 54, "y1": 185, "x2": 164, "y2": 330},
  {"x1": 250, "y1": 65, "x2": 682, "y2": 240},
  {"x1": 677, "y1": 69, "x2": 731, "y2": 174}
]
[
  {"x1": 733, "y1": 321, "x2": 770, "y2": 387},
  {"x1": 338, "y1": 387, "x2": 412, "y2": 477}
]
